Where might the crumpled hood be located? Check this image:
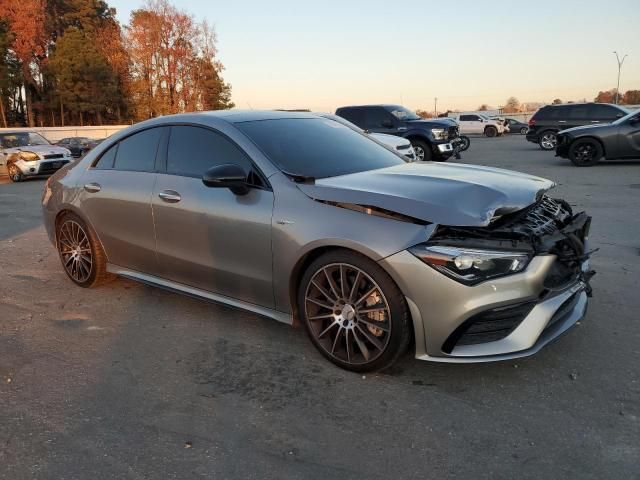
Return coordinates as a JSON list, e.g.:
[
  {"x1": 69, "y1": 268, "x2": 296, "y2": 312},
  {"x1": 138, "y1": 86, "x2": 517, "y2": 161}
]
[
  {"x1": 369, "y1": 133, "x2": 411, "y2": 149},
  {"x1": 297, "y1": 162, "x2": 555, "y2": 226},
  {"x1": 406, "y1": 119, "x2": 454, "y2": 129},
  {"x1": 2, "y1": 145, "x2": 70, "y2": 156}
]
